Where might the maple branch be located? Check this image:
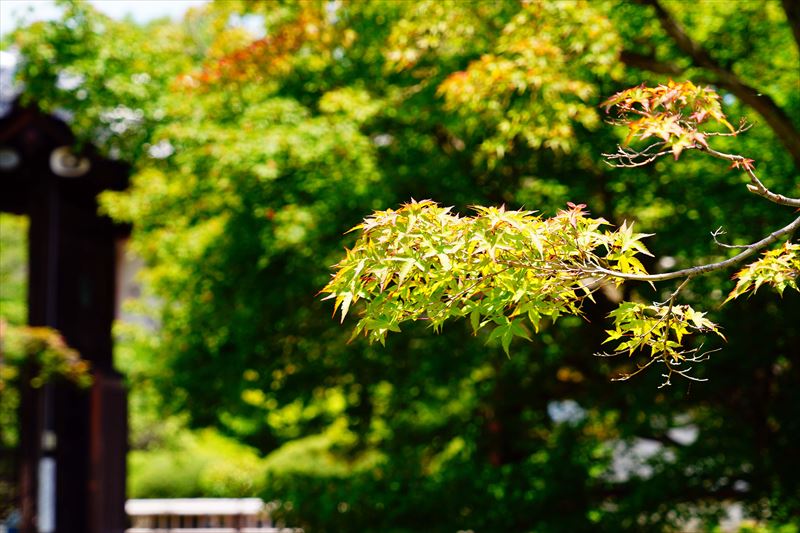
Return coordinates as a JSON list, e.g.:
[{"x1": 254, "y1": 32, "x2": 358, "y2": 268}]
[
  {"x1": 587, "y1": 214, "x2": 800, "y2": 282},
  {"x1": 698, "y1": 147, "x2": 800, "y2": 207},
  {"x1": 639, "y1": 0, "x2": 800, "y2": 169},
  {"x1": 601, "y1": 123, "x2": 755, "y2": 170}
]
